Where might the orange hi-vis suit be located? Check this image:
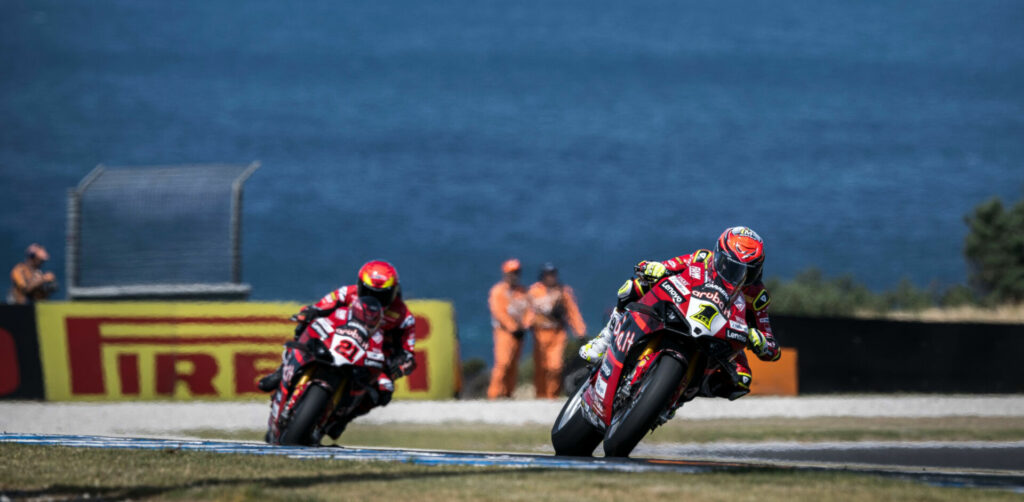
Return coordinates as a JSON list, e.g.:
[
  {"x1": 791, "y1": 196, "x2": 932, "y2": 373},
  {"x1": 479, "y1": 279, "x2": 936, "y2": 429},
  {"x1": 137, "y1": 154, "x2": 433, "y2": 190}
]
[
  {"x1": 528, "y1": 282, "x2": 586, "y2": 398},
  {"x1": 487, "y1": 280, "x2": 533, "y2": 399}
]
